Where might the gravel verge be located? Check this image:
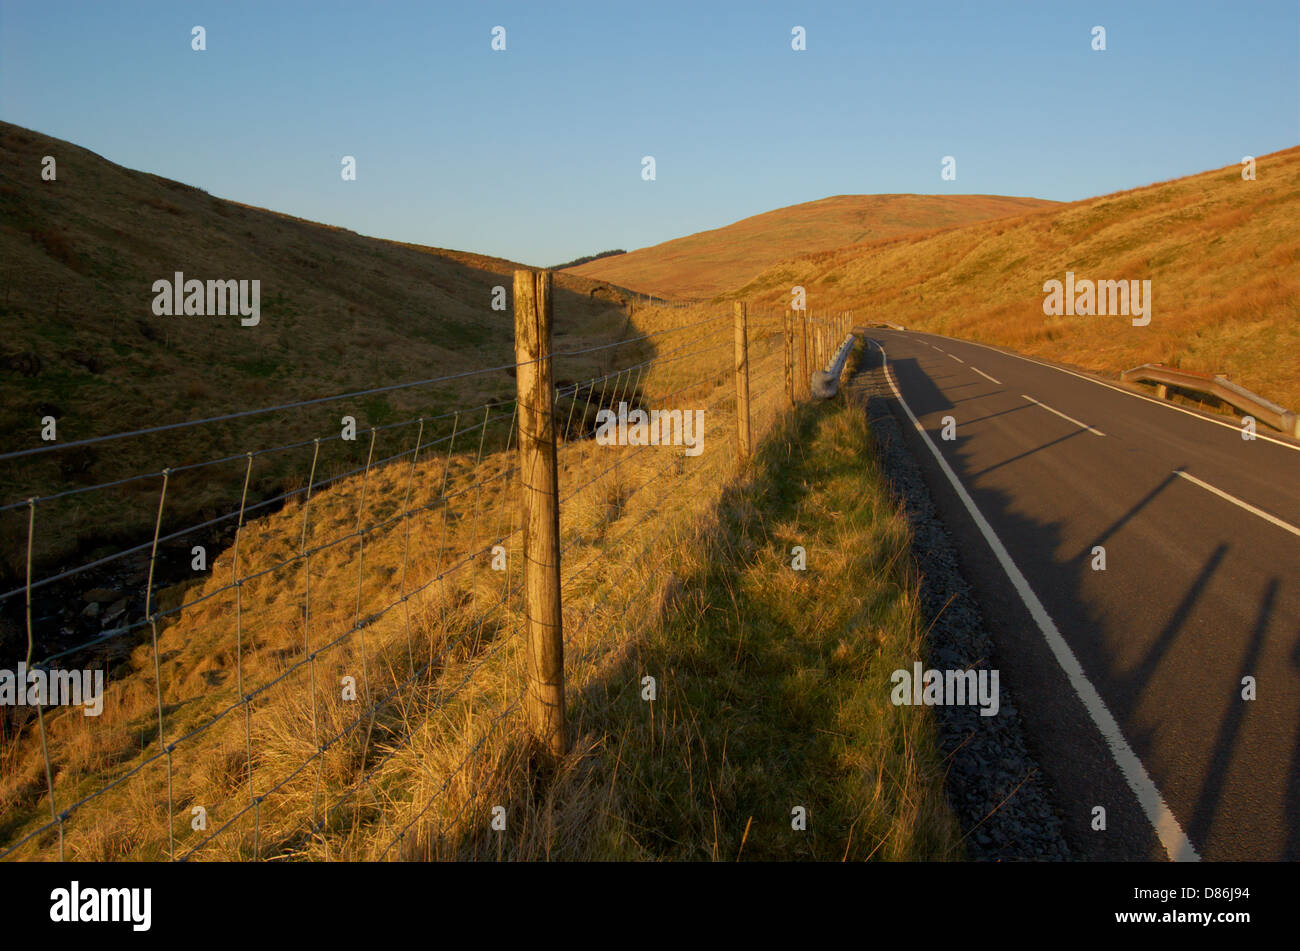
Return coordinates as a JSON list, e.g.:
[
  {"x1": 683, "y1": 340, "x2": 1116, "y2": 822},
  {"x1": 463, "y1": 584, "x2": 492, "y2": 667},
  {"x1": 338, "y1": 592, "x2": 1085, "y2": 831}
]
[{"x1": 846, "y1": 346, "x2": 1073, "y2": 861}]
